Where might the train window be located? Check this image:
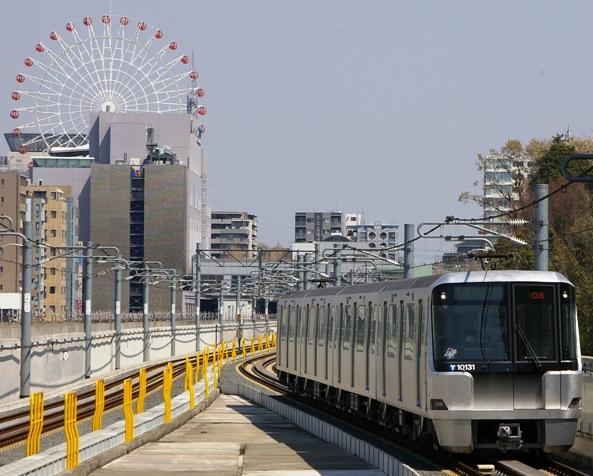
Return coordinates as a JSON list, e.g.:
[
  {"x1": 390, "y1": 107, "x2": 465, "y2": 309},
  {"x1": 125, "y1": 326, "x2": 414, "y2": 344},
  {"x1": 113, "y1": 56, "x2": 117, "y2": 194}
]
[
  {"x1": 342, "y1": 305, "x2": 352, "y2": 350},
  {"x1": 560, "y1": 284, "x2": 577, "y2": 360},
  {"x1": 307, "y1": 305, "x2": 317, "y2": 345},
  {"x1": 335, "y1": 304, "x2": 343, "y2": 349},
  {"x1": 432, "y1": 283, "x2": 510, "y2": 364},
  {"x1": 356, "y1": 304, "x2": 366, "y2": 352},
  {"x1": 318, "y1": 305, "x2": 326, "y2": 346},
  {"x1": 327, "y1": 305, "x2": 333, "y2": 349},
  {"x1": 404, "y1": 303, "x2": 415, "y2": 360},
  {"x1": 288, "y1": 306, "x2": 297, "y2": 342},
  {"x1": 279, "y1": 305, "x2": 288, "y2": 341},
  {"x1": 369, "y1": 303, "x2": 377, "y2": 354},
  {"x1": 386, "y1": 304, "x2": 397, "y2": 357},
  {"x1": 515, "y1": 284, "x2": 556, "y2": 361}
]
